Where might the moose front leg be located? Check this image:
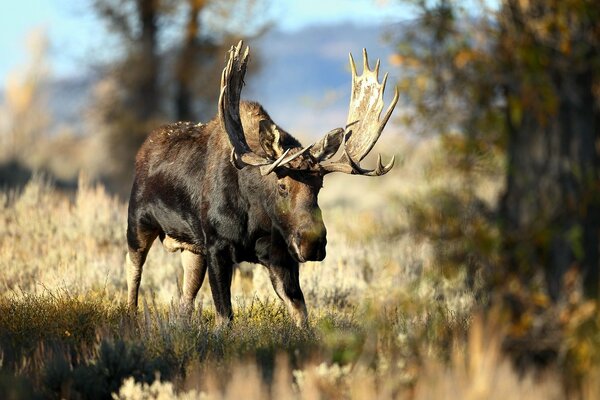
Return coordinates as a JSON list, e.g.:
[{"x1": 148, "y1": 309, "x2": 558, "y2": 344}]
[
  {"x1": 265, "y1": 233, "x2": 308, "y2": 327},
  {"x1": 179, "y1": 250, "x2": 207, "y2": 315},
  {"x1": 206, "y1": 245, "x2": 234, "y2": 326},
  {"x1": 268, "y1": 263, "x2": 308, "y2": 327}
]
